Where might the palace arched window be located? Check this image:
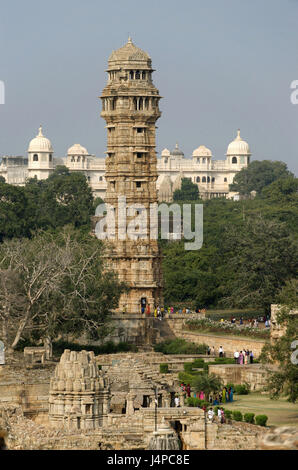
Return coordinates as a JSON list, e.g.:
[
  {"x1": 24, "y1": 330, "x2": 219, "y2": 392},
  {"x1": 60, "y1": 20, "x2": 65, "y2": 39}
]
[
  {"x1": 232, "y1": 157, "x2": 237, "y2": 164},
  {"x1": 202, "y1": 176, "x2": 206, "y2": 183},
  {"x1": 33, "y1": 154, "x2": 38, "y2": 162},
  {"x1": 207, "y1": 176, "x2": 210, "y2": 183},
  {"x1": 49, "y1": 154, "x2": 52, "y2": 162},
  {"x1": 212, "y1": 177, "x2": 215, "y2": 182},
  {"x1": 130, "y1": 71, "x2": 134, "y2": 80},
  {"x1": 196, "y1": 176, "x2": 200, "y2": 182},
  {"x1": 224, "y1": 177, "x2": 227, "y2": 182}
]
